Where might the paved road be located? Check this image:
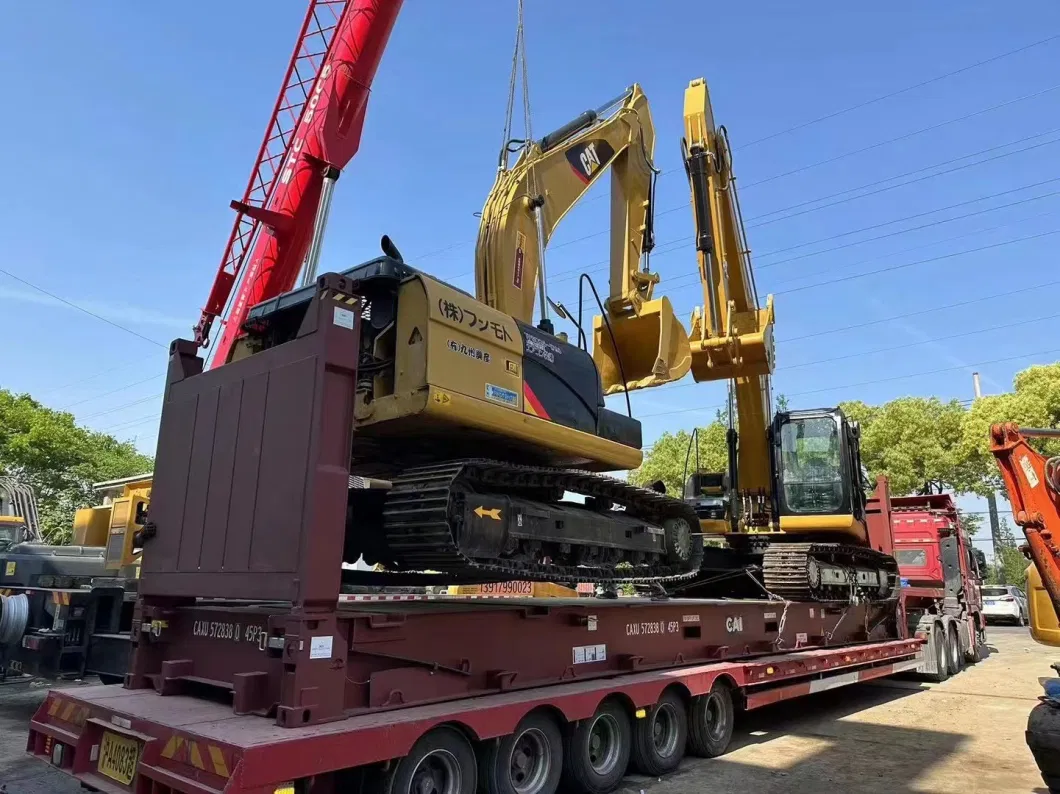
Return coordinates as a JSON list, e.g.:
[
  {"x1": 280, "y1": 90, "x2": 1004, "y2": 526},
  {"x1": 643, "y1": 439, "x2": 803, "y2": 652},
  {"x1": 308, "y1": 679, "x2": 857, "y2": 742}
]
[{"x1": 0, "y1": 626, "x2": 1051, "y2": 793}]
